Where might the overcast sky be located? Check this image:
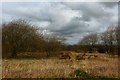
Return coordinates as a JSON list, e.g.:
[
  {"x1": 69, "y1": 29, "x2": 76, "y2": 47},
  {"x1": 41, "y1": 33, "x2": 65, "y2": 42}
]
[{"x1": 1, "y1": 2, "x2": 118, "y2": 44}]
